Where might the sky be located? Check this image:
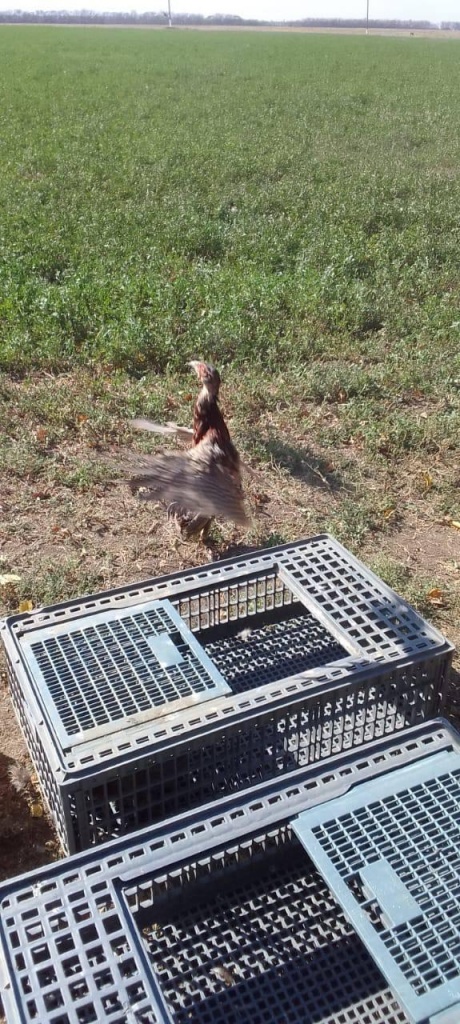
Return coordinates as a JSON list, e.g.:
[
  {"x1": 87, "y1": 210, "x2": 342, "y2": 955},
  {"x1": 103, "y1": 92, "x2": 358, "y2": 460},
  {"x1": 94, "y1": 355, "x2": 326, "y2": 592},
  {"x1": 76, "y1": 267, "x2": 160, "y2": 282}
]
[{"x1": 1, "y1": 0, "x2": 459, "y2": 24}]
